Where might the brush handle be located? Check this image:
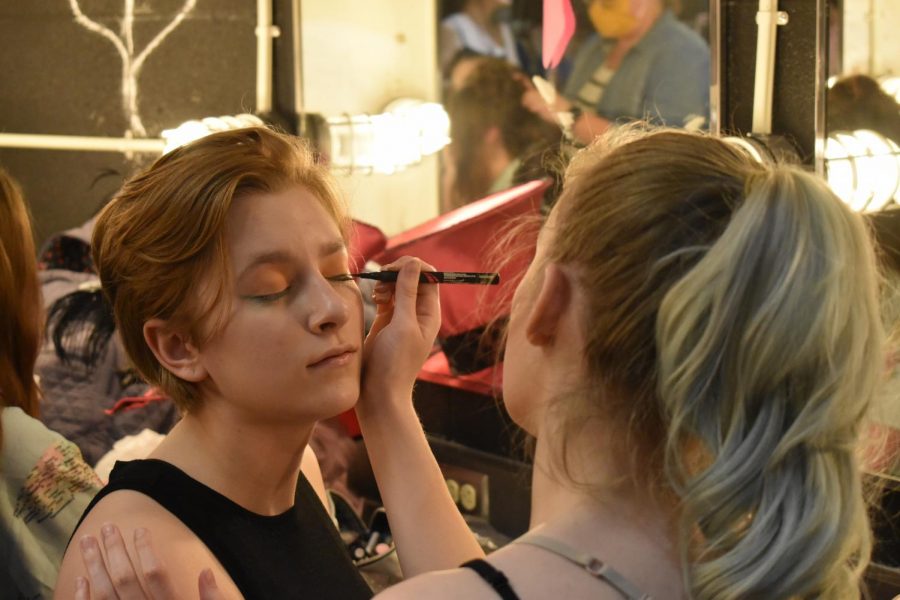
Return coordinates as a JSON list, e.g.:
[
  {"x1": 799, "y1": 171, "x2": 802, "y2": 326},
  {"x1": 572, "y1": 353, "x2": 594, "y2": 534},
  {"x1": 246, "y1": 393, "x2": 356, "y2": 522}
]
[{"x1": 353, "y1": 271, "x2": 500, "y2": 285}]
